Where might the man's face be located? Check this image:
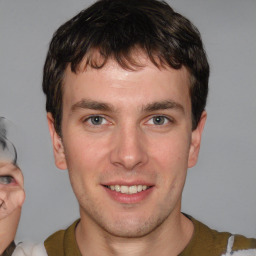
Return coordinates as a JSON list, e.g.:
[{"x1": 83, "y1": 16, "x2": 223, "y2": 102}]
[{"x1": 48, "y1": 55, "x2": 205, "y2": 238}]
